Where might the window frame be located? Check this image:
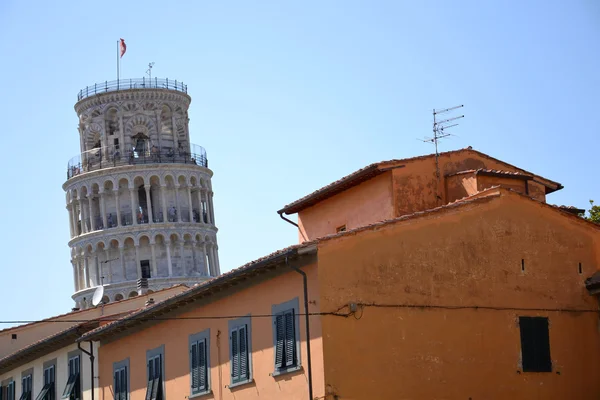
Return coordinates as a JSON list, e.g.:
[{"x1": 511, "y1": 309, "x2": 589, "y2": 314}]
[
  {"x1": 189, "y1": 329, "x2": 211, "y2": 396},
  {"x1": 228, "y1": 315, "x2": 253, "y2": 388},
  {"x1": 41, "y1": 359, "x2": 56, "y2": 400},
  {"x1": 112, "y1": 358, "x2": 130, "y2": 400},
  {"x1": 20, "y1": 369, "x2": 33, "y2": 400},
  {"x1": 2, "y1": 379, "x2": 15, "y2": 400},
  {"x1": 62, "y1": 350, "x2": 81, "y2": 400},
  {"x1": 271, "y1": 297, "x2": 302, "y2": 376},
  {"x1": 519, "y1": 316, "x2": 552, "y2": 373},
  {"x1": 145, "y1": 345, "x2": 165, "y2": 400}
]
